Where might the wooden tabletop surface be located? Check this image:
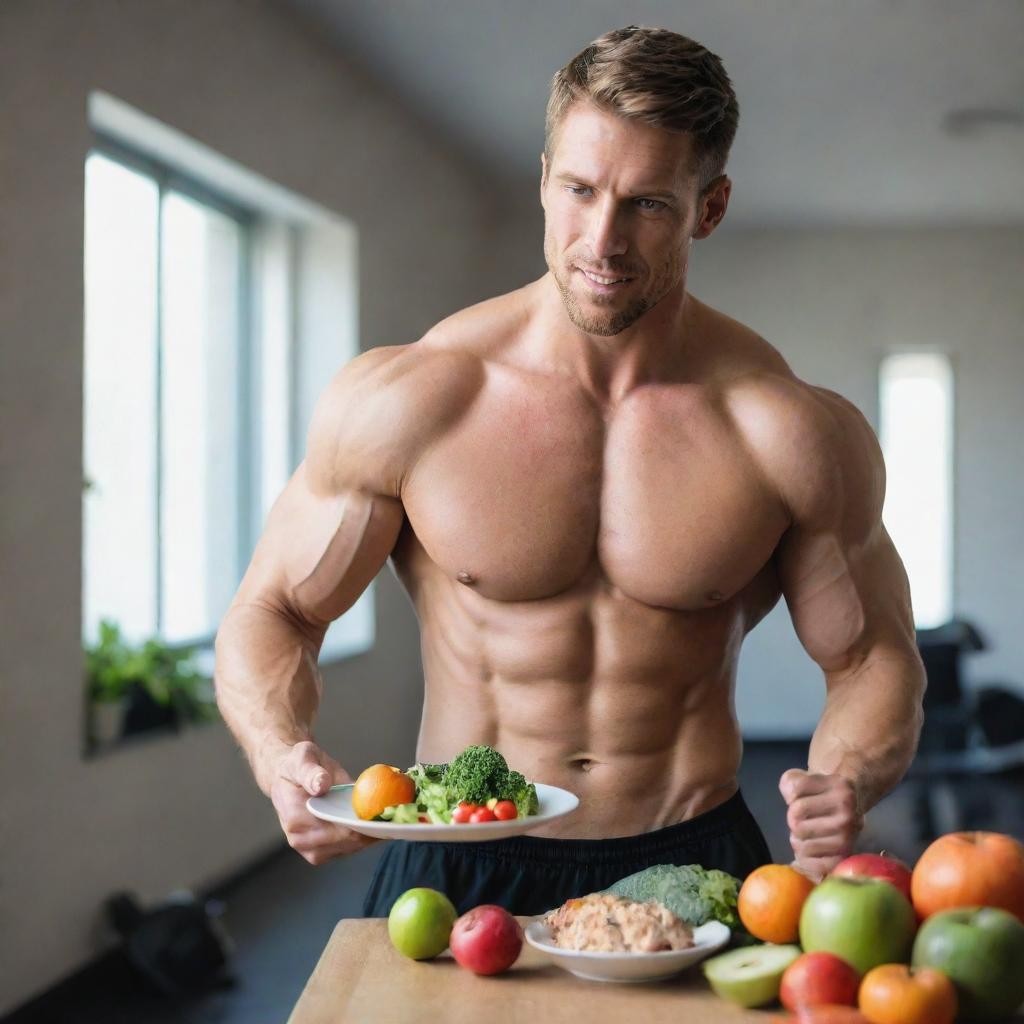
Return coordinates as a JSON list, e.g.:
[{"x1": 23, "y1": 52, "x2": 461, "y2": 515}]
[{"x1": 287, "y1": 918, "x2": 778, "y2": 1024}]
